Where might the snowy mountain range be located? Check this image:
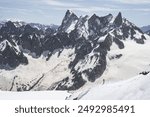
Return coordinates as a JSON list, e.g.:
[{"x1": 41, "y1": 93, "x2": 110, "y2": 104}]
[
  {"x1": 144, "y1": 30, "x2": 150, "y2": 35},
  {"x1": 141, "y1": 25, "x2": 150, "y2": 32},
  {"x1": 0, "y1": 10, "x2": 150, "y2": 99},
  {"x1": 141, "y1": 25, "x2": 150, "y2": 35},
  {"x1": 0, "y1": 20, "x2": 58, "y2": 30},
  {"x1": 146, "y1": 30, "x2": 150, "y2": 35}
]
